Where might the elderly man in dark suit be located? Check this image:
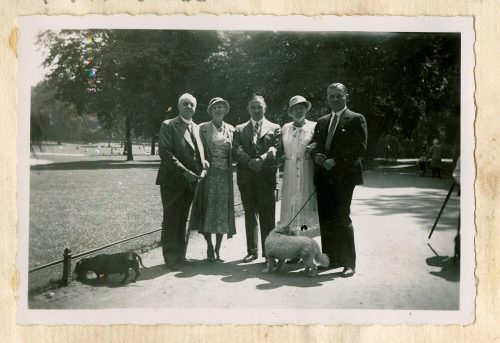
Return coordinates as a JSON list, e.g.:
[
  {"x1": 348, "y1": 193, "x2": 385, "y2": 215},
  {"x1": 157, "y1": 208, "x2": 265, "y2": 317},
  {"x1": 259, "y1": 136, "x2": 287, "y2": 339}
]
[
  {"x1": 233, "y1": 95, "x2": 283, "y2": 263},
  {"x1": 310, "y1": 83, "x2": 367, "y2": 277},
  {"x1": 156, "y1": 93, "x2": 209, "y2": 270}
]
